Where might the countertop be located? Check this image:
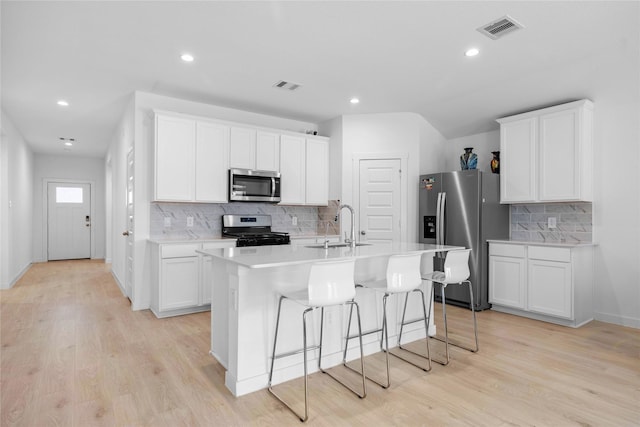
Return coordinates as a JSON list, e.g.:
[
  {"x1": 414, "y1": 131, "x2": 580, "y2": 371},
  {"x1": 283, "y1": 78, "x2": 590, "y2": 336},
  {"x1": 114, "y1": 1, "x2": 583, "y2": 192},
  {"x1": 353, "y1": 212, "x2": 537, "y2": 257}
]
[
  {"x1": 487, "y1": 239, "x2": 597, "y2": 248},
  {"x1": 198, "y1": 242, "x2": 464, "y2": 269}
]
